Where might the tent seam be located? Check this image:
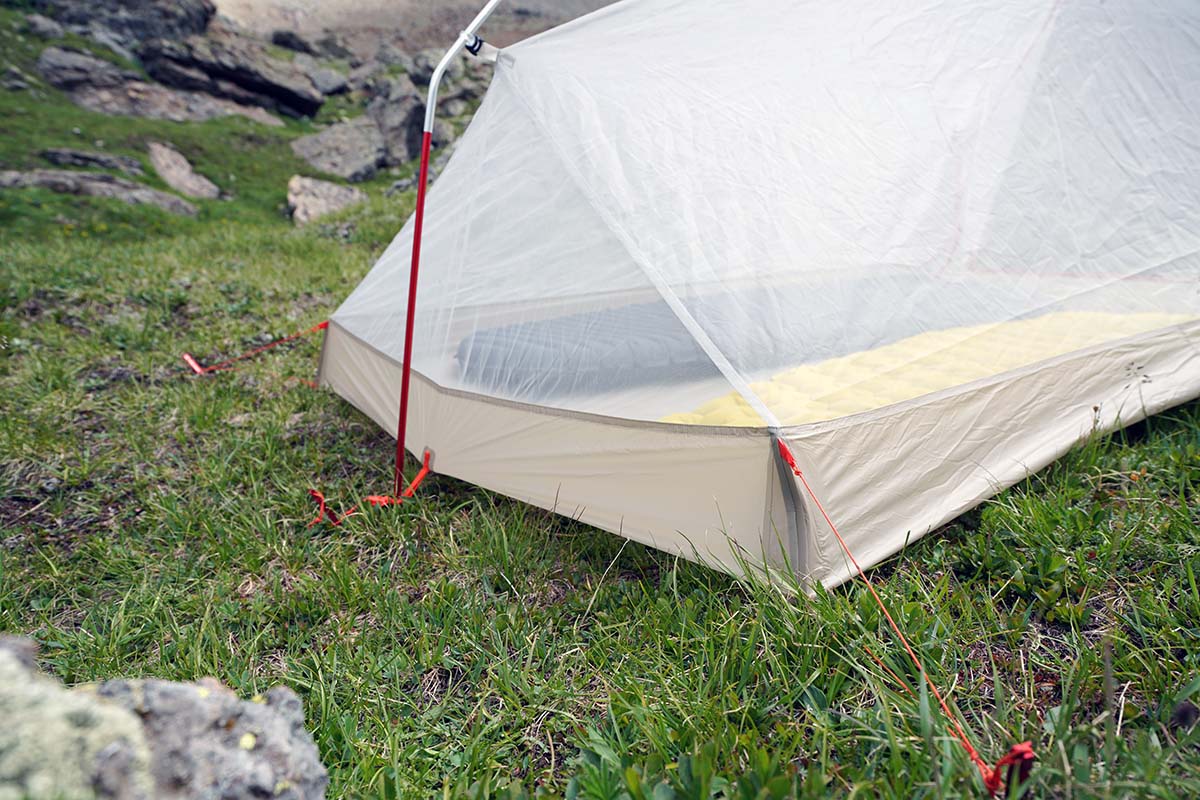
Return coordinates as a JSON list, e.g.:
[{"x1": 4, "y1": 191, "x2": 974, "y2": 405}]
[{"x1": 494, "y1": 63, "x2": 782, "y2": 431}]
